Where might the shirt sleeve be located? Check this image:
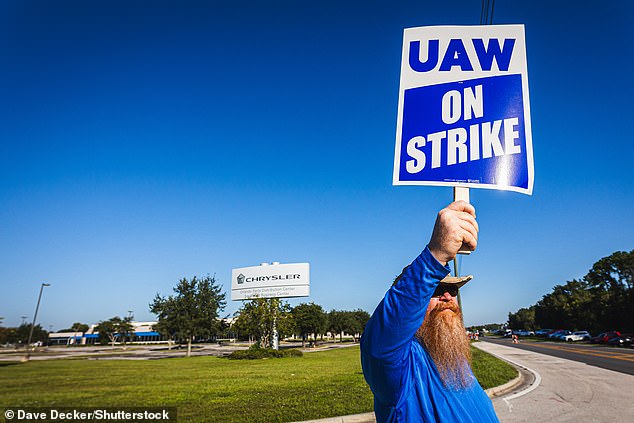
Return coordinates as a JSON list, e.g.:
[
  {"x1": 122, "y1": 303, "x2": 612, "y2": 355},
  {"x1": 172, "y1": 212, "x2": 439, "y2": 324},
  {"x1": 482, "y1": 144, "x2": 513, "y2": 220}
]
[{"x1": 360, "y1": 246, "x2": 451, "y2": 406}]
